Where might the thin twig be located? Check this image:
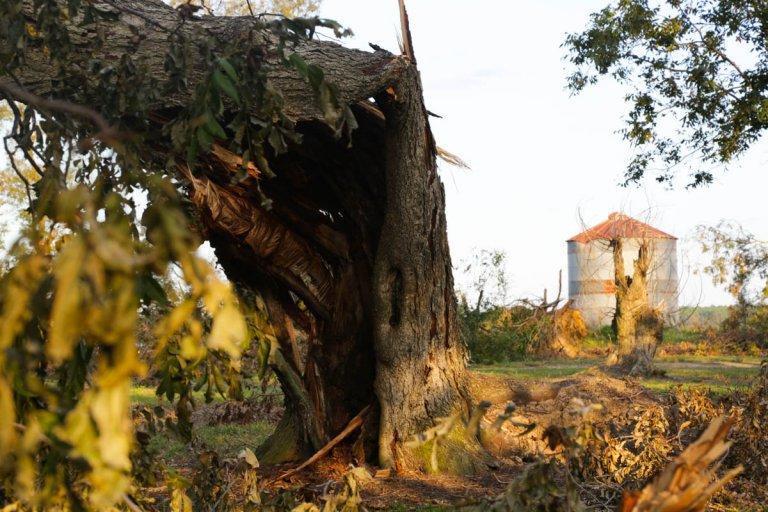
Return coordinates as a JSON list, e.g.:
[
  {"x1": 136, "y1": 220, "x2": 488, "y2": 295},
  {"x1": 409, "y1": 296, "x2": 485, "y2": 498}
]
[
  {"x1": 1, "y1": 96, "x2": 44, "y2": 177},
  {"x1": 122, "y1": 494, "x2": 144, "y2": 512},
  {"x1": 0, "y1": 83, "x2": 123, "y2": 146},
  {"x1": 245, "y1": 0, "x2": 256, "y2": 17},
  {"x1": 3, "y1": 137, "x2": 34, "y2": 209}
]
